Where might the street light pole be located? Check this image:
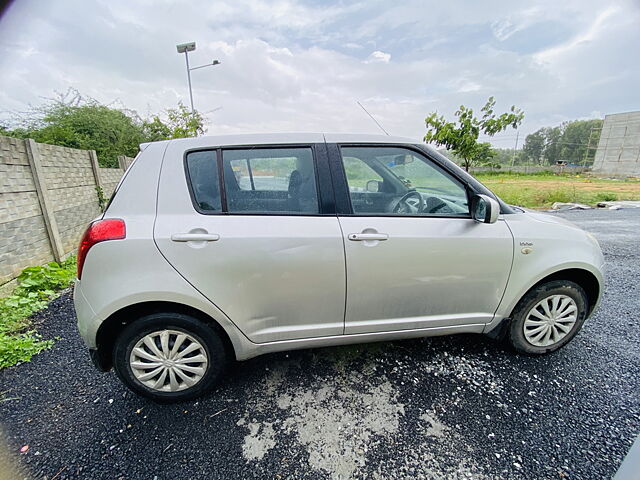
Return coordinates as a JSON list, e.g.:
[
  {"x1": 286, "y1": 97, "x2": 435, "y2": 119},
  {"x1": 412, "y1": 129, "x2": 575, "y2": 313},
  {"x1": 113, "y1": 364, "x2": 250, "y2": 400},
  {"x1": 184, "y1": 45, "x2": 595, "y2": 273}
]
[
  {"x1": 184, "y1": 49, "x2": 194, "y2": 112},
  {"x1": 176, "y1": 41, "x2": 220, "y2": 113}
]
